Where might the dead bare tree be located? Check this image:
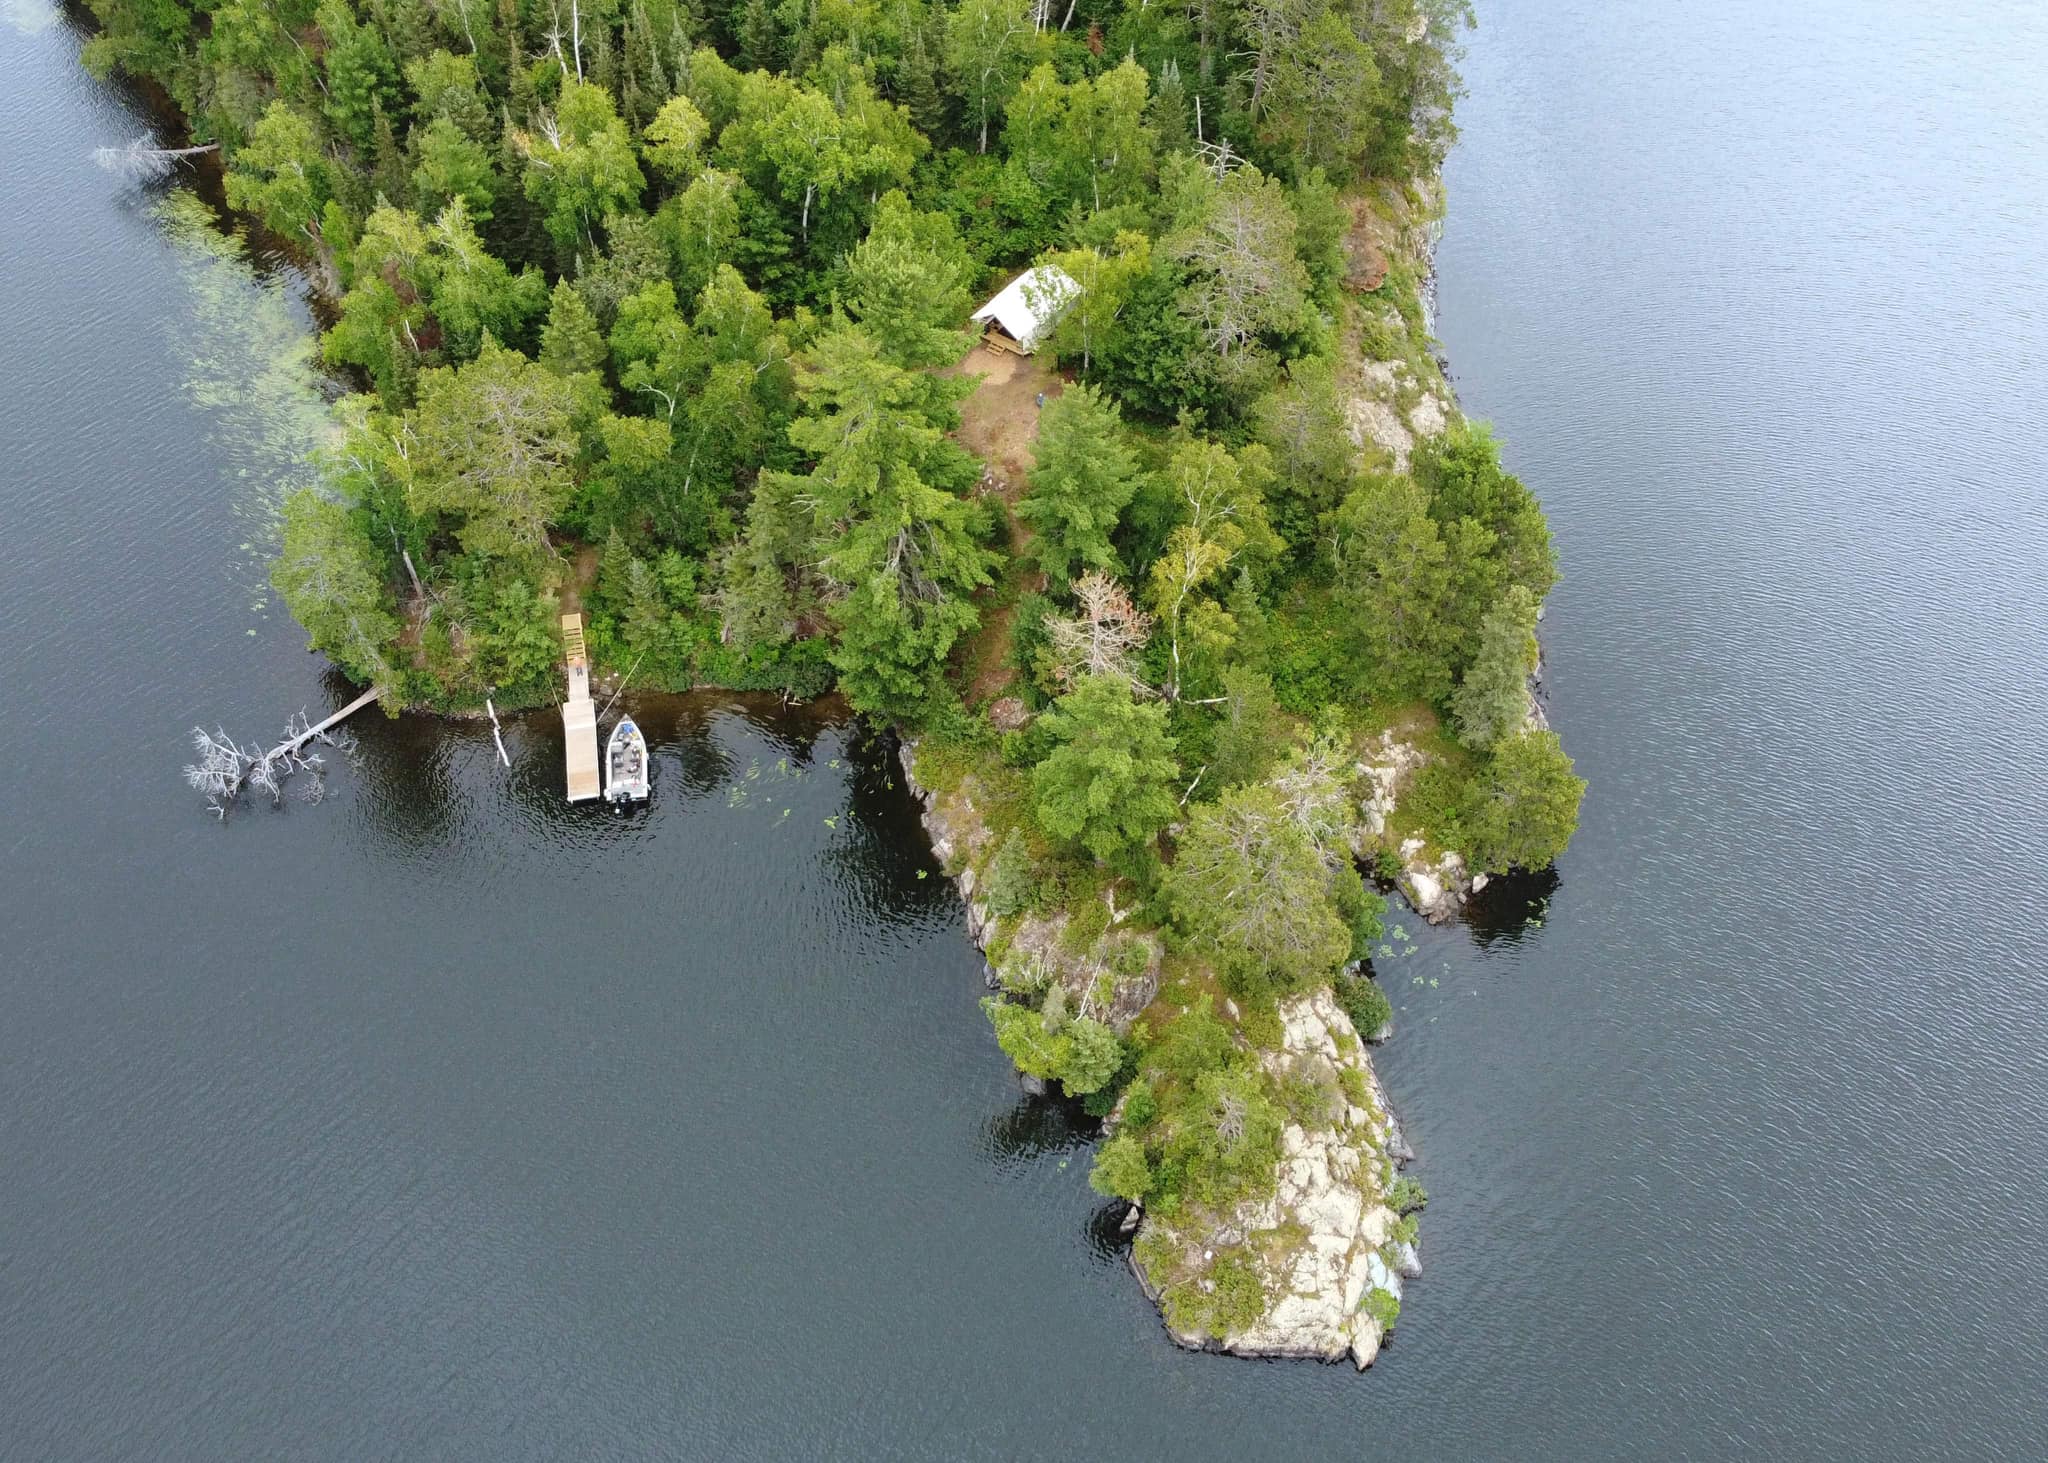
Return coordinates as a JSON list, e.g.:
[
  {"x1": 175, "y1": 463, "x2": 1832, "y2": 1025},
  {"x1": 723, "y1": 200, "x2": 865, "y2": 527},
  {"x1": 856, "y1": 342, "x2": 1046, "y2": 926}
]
[
  {"x1": 1042, "y1": 571, "x2": 1155, "y2": 692},
  {"x1": 1215, "y1": 1089, "x2": 1248, "y2": 1145},
  {"x1": 182, "y1": 696, "x2": 373, "y2": 818},
  {"x1": 92, "y1": 137, "x2": 220, "y2": 183}
]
